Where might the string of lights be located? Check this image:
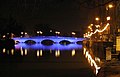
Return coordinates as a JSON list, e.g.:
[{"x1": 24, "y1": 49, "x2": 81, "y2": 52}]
[{"x1": 84, "y1": 23, "x2": 110, "y2": 38}]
